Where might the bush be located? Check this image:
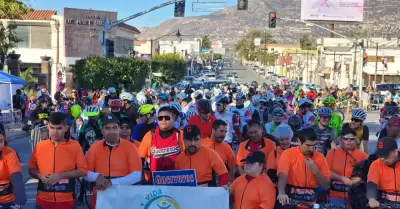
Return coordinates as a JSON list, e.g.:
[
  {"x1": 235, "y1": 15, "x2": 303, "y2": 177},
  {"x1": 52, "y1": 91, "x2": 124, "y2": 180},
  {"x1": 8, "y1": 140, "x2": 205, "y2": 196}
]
[
  {"x1": 151, "y1": 53, "x2": 186, "y2": 85},
  {"x1": 74, "y1": 56, "x2": 149, "y2": 91}
]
